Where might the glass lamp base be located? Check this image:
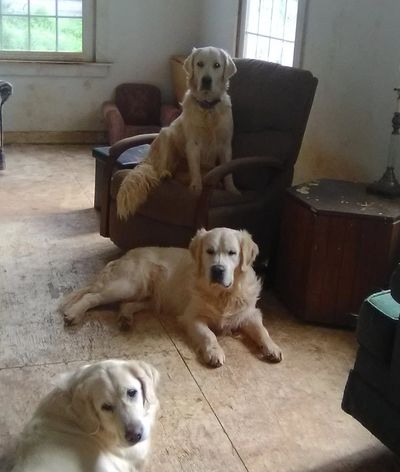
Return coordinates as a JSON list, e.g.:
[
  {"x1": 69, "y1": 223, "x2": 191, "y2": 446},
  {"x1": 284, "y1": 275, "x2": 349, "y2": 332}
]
[{"x1": 367, "y1": 167, "x2": 400, "y2": 198}]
